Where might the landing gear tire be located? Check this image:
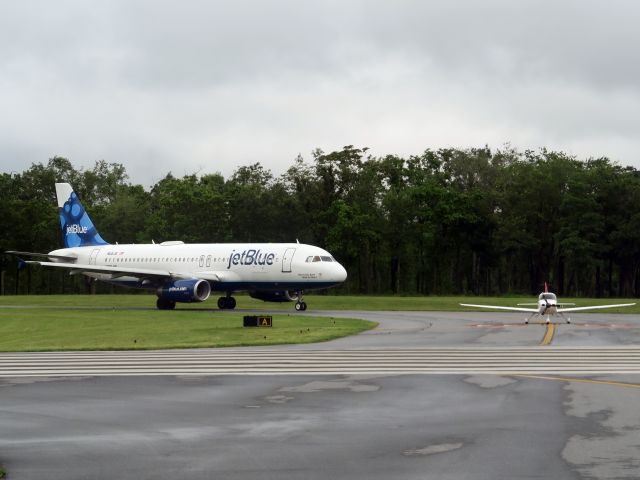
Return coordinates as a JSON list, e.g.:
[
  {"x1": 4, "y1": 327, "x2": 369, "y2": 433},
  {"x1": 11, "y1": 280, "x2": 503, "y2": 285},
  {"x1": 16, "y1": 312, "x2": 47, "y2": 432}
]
[
  {"x1": 218, "y1": 296, "x2": 237, "y2": 310},
  {"x1": 295, "y1": 302, "x2": 307, "y2": 311},
  {"x1": 156, "y1": 298, "x2": 176, "y2": 310}
]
